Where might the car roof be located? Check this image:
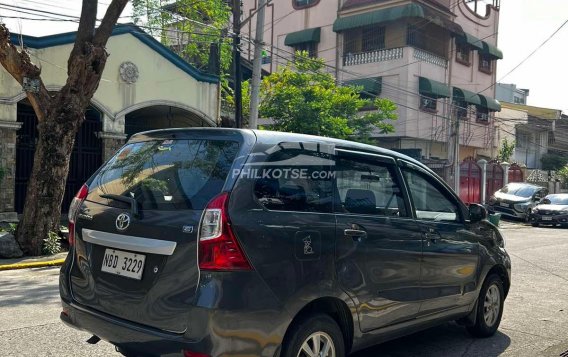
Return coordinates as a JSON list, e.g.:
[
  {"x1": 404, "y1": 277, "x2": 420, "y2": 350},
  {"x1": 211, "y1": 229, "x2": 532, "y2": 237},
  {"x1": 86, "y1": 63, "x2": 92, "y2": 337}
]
[{"x1": 130, "y1": 127, "x2": 427, "y2": 168}]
